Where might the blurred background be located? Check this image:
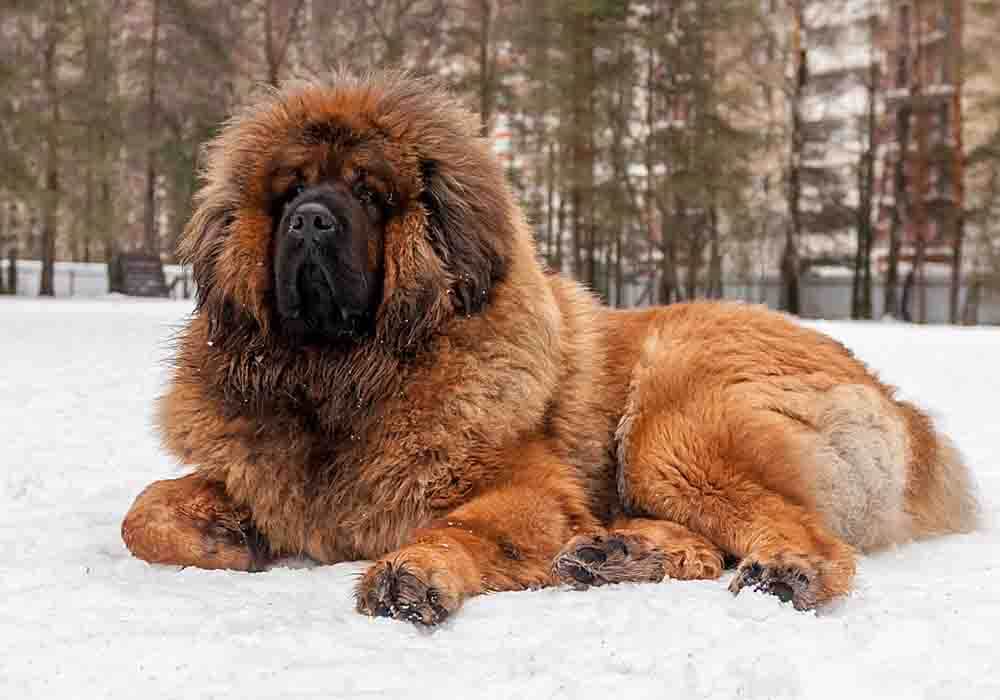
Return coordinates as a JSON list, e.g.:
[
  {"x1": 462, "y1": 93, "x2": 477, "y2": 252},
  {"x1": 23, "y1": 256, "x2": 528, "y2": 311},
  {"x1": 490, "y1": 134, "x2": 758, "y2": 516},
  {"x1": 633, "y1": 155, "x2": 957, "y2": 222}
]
[{"x1": 1, "y1": 0, "x2": 998, "y2": 323}]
